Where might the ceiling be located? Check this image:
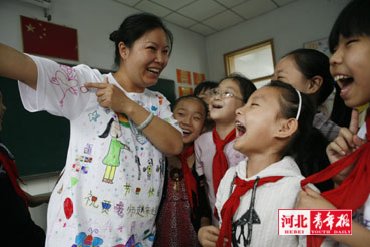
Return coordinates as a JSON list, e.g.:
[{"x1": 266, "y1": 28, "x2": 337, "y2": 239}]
[{"x1": 113, "y1": 0, "x2": 299, "y2": 36}]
